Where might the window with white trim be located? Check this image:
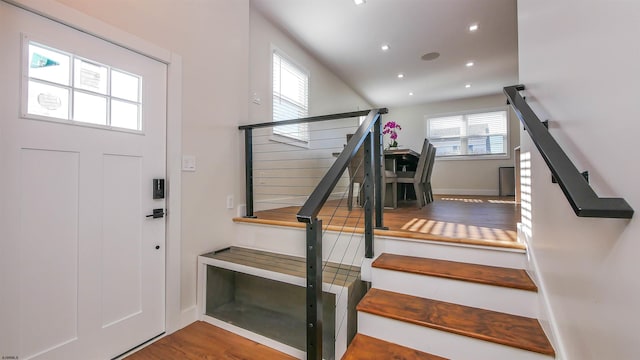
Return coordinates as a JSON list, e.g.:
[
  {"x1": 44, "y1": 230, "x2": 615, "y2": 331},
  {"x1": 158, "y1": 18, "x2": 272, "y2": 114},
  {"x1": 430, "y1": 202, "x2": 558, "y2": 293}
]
[
  {"x1": 426, "y1": 109, "x2": 508, "y2": 158},
  {"x1": 272, "y1": 49, "x2": 309, "y2": 143},
  {"x1": 23, "y1": 40, "x2": 142, "y2": 131}
]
